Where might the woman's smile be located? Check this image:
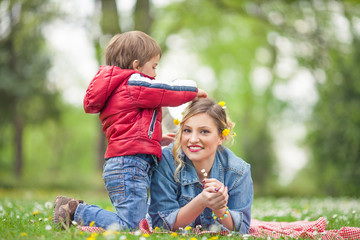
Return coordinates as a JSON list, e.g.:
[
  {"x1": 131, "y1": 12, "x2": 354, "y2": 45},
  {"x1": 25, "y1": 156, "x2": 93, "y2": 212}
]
[{"x1": 187, "y1": 145, "x2": 204, "y2": 152}]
